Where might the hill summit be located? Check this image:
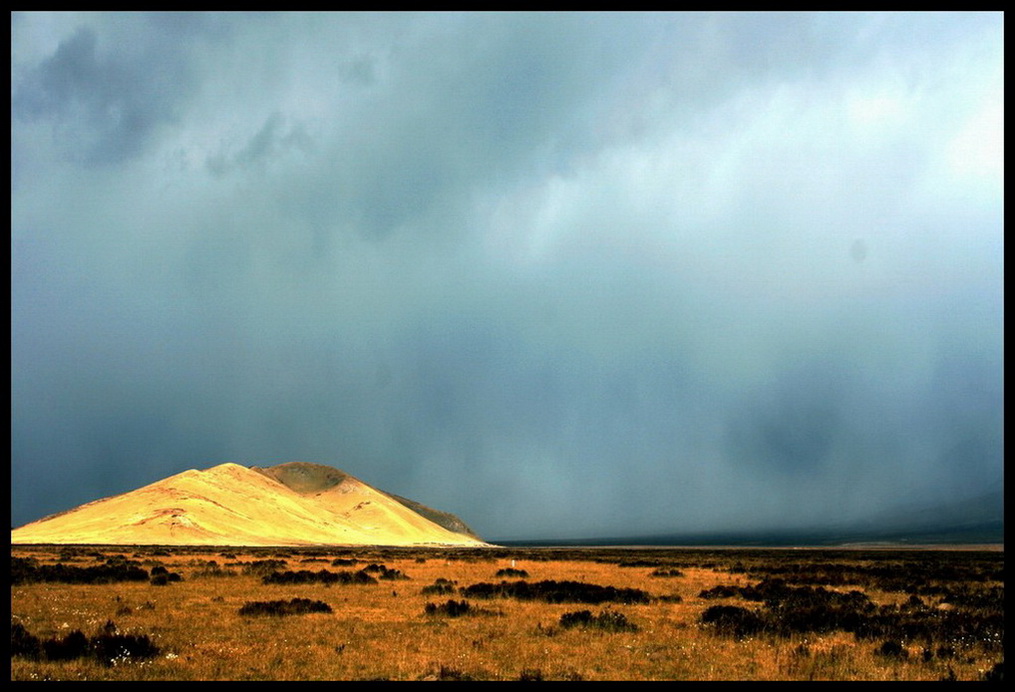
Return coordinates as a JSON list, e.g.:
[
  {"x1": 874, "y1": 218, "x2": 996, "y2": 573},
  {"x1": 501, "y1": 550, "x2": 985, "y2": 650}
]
[{"x1": 10, "y1": 462, "x2": 488, "y2": 547}]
